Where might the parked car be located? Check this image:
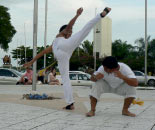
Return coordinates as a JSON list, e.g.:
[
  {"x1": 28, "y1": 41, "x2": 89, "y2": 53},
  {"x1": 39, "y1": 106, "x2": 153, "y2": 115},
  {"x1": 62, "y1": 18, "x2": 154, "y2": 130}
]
[
  {"x1": 133, "y1": 71, "x2": 155, "y2": 86},
  {"x1": 0, "y1": 68, "x2": 22, "y2": 85},
  {"x1": 56, "y1": 71, "x2": 93, "y2": 86}
]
